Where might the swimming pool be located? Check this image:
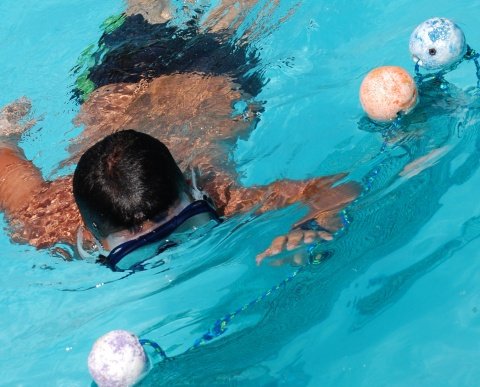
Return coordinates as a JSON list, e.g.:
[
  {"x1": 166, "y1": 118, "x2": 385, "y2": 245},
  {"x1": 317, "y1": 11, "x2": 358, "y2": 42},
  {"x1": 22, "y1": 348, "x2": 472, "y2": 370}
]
[{"x1": 1, "y1": 0, "x2": 480, "y2": 385}]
